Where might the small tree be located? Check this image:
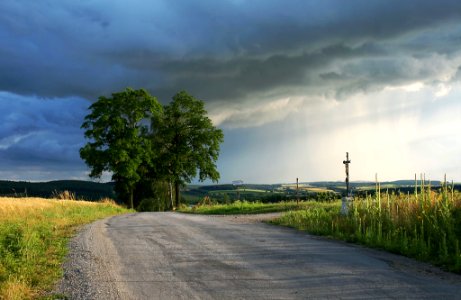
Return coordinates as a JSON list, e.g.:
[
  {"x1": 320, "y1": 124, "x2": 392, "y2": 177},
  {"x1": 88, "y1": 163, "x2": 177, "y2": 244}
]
[
  {"x1": 80, "y1": 88, "x2": 162, "y2": 208},
  {"x1": 155, "y1": 91, "x2": 224, "y2": 208}
]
